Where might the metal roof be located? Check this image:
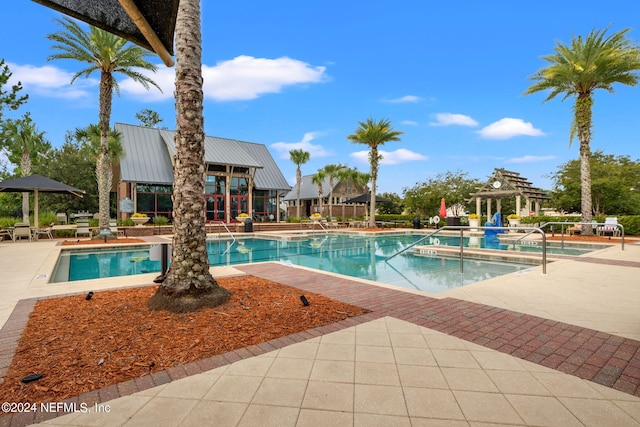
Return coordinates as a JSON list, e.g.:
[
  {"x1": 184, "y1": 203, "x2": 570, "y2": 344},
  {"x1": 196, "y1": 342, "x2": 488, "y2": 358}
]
[
  {"x1": 117, "y1": 123, "x2": 174, "y2": 185},
  {"x1": 236, "y1": 141, "x2": 291, "y2": 191},
  {"x1": 116, "y1": 123, "x2": 290, "y2": 191},
  {"x1": 283, "y1": 175, "x2": 333, "y2": 201},
  {"x1": 162, "y1": 133, "x2": 264, "y2": 168}
]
